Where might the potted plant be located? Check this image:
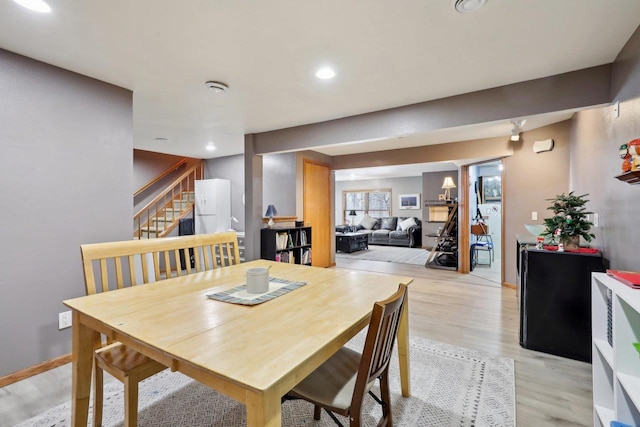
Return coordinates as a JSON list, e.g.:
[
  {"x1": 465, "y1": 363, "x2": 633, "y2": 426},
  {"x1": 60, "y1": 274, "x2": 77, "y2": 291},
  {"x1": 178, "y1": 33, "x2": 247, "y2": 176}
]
[{"x1": 541, "y1": 192, "x2": 595, "y2": 250}]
